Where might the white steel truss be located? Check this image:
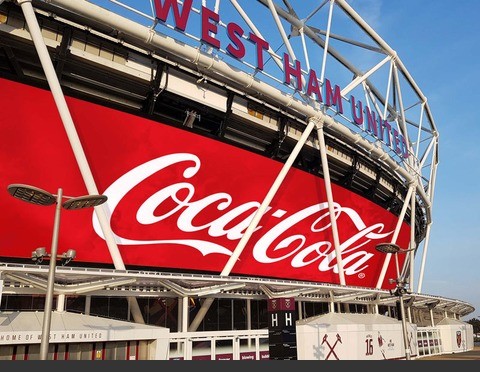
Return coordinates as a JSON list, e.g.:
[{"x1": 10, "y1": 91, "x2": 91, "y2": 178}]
[{"x1": 0, "y1": 0, "x2": 449, "y2": 321}]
